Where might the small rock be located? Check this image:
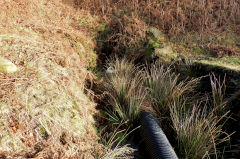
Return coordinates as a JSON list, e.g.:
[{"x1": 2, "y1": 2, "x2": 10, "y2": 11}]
[
  {"x1": 106, "y1": 66, "x2": 115, "y2": 74},
  {"x1": 0, "y1": 57, "x2": 18, "y2": 73}
]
